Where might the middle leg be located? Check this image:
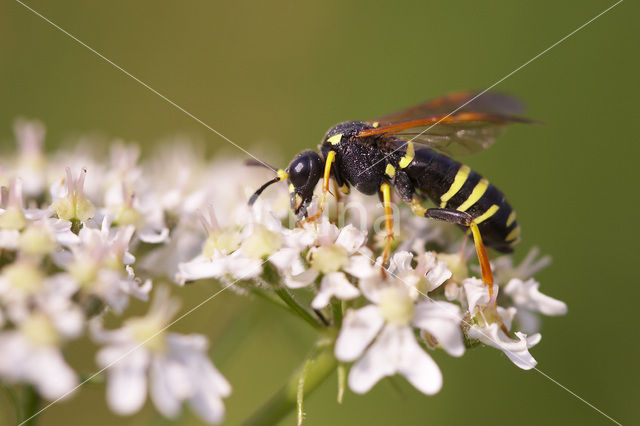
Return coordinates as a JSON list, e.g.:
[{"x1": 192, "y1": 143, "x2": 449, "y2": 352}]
[{"x1": 379, "y1": 182, "x2": 394, "y2": 273}]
